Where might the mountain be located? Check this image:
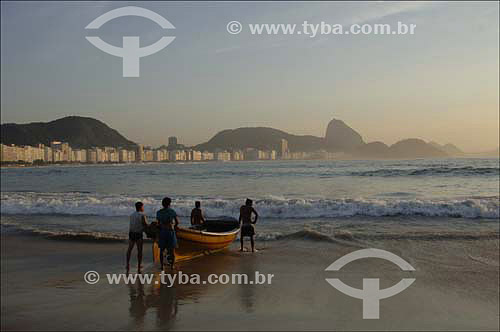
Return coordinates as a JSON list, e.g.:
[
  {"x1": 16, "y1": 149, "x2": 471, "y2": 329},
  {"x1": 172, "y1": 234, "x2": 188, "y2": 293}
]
[
  {"x1": 429, "y1": 141, "x2": 464, "y2": 156},
  {"x1": 194, "y1": 119, "x2": 450, "y2": 159},
  {"x1": 325, "y1": 119, "x2": 364, "y2": 152},
  {"x1": 352, "y1": 141, "x2": 391, "y2": 159},
  {"x1": 0, "y1": 116, "x2": 136, "y2": 149},
  {"x1": 193, "y1": 127, "x2": 324, "y2": 152},
  {"x1": 388, "y1": 139, "x2": 448, "y2": 158}
]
